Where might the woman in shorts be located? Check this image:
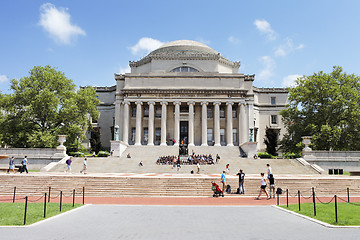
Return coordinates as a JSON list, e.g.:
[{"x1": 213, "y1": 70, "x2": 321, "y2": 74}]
[{"x1": 256, "y1": 173, "x2": 269, "y2": 200}]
